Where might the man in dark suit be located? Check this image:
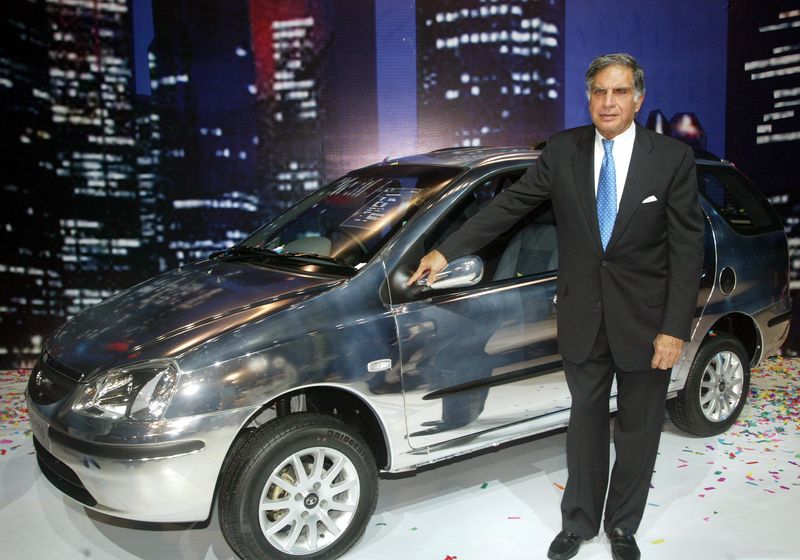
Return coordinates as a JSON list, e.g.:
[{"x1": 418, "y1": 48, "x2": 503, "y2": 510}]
[{"x1": 408, "y1": 53, "x2": 704, "y2": 560}]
